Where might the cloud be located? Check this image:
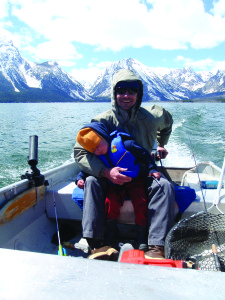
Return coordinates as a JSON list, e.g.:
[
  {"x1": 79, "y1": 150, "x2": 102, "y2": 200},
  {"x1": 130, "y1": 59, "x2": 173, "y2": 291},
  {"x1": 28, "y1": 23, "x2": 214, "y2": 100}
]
[
  {"x1": 7, "y1": 0, "x2": 225, "y2": 54},
  {"x1": 175, "y1": 55, "x2": 225, "y2": 72},
  {"x1": 23, "y1": 40, "x2": 82, "y2": 62},
  {"x1": 69, "y1": 61, "x2": 112, "y2": 84},
  {"x1": 95, "y1": 61, "x2": 113, "y2": 68},
  {"x1": 0, "y1": 28, "x2": 13, "y2": 40},
  {"x1": 70, "y1": 66, "x2": 104, "y2": 85},
  {"x1": 145, "y1": 0, "x2": 225, "y2": 50},
  {"x1": 211, "y1": 0, "x2": 225, "y2": 17},
  {"x1": 2, "y1": 0, "x2": 225, "y2": 79},
  {"x1": 0, "y1": 0, "x2": 8, "y2": 18},
  {"x1": 58, "y1": 60, "x2": 77, "y2": 67}
]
